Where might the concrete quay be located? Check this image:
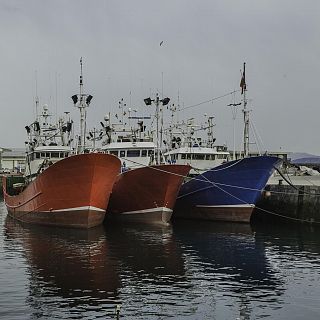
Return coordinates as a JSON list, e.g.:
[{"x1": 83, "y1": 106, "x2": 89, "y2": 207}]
[{"x1": 255, "y1": 175, "x2": 320, "y2": 224}]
